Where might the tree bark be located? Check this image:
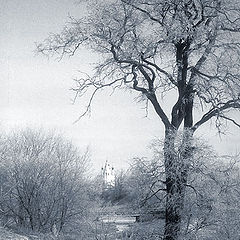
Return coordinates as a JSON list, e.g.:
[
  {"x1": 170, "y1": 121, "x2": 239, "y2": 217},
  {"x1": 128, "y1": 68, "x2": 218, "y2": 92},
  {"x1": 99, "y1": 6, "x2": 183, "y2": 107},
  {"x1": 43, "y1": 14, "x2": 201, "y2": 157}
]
[{"x1": 163, "y1": 128, "x2": 193, "y2": 240}]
